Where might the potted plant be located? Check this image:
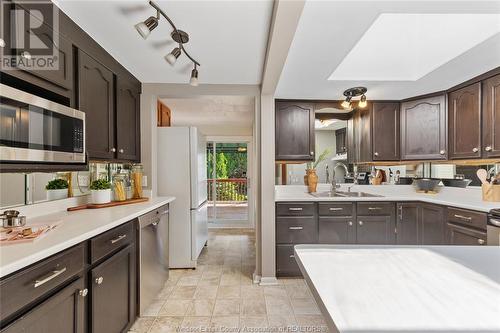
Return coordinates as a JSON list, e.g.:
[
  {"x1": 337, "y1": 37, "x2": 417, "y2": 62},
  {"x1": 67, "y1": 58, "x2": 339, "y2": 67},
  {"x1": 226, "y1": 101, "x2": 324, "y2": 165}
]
[
  {"x1": 89, "y1": 179, "x2": 112, "y2": 204},
  {"x1": 45, "y1": 179, "x2": 69, "y2": 200},
  {"x1": 305, "y1": 148, "x2": 331, "y2": 193}
]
